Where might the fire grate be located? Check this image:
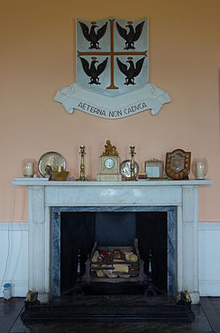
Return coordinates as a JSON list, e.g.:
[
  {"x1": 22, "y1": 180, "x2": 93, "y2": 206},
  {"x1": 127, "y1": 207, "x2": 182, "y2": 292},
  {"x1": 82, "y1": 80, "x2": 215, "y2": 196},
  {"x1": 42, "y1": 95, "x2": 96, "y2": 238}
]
[{"x1": 83, "y1": 238, "x2": 146, "y2": 284}]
